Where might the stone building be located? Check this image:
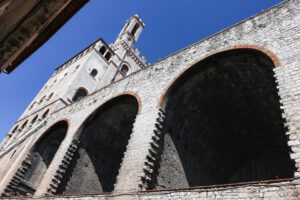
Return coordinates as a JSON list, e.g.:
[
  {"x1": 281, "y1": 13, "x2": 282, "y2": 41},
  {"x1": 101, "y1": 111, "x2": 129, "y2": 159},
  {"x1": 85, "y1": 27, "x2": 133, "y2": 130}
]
[{"x1": 0, "y1": 0, "x2": 299, "y2": 199}]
